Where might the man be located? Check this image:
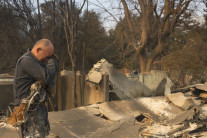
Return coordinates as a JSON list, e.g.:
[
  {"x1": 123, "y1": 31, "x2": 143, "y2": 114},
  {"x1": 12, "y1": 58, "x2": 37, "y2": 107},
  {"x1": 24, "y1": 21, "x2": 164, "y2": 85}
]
[{"x1": 13, "y1": 39, "x2": 58, "y2": 137}]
